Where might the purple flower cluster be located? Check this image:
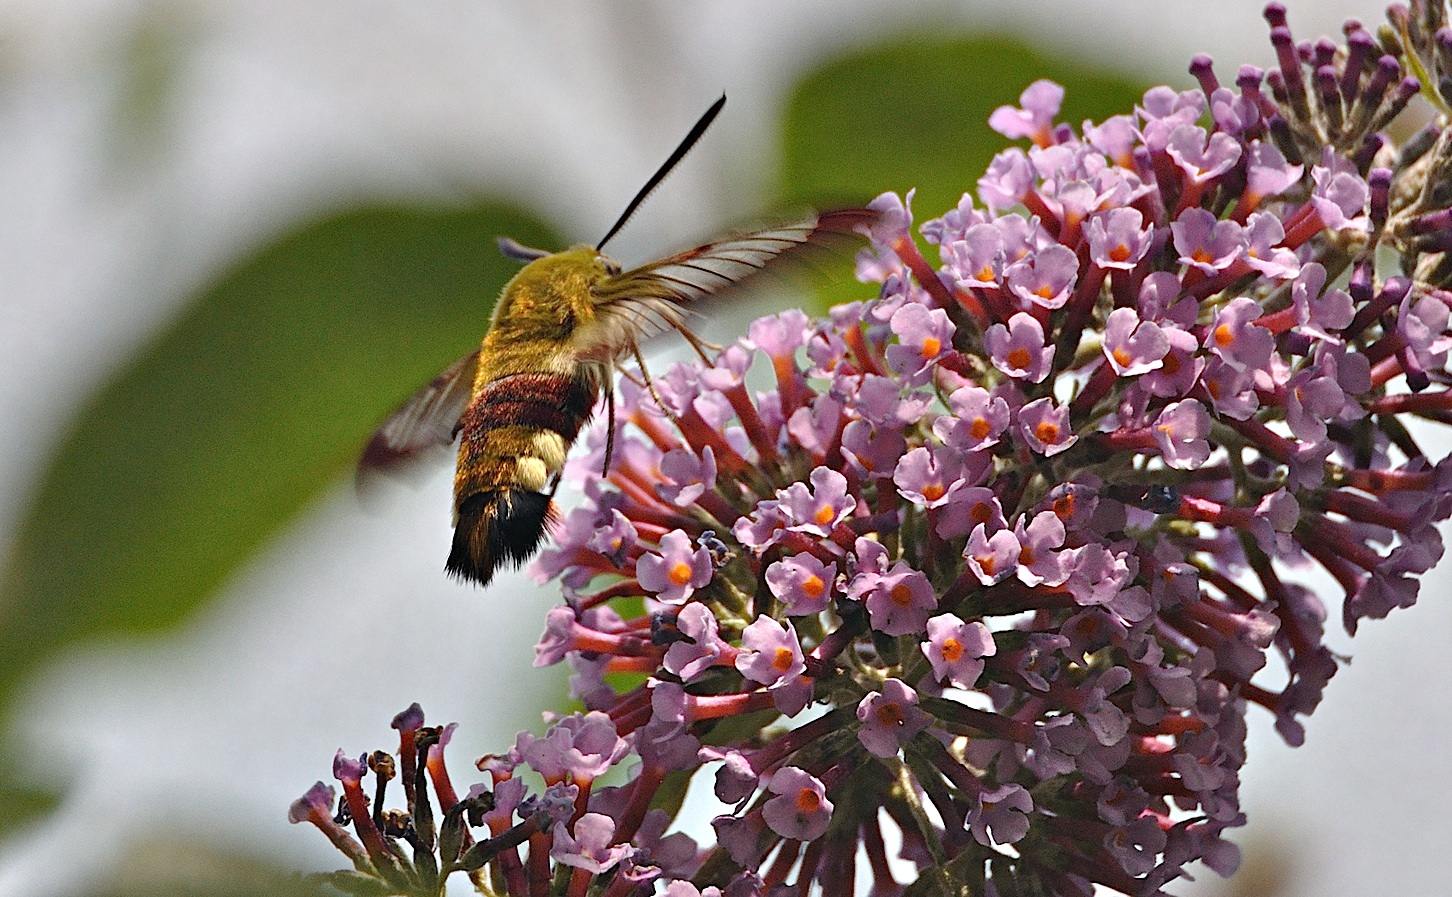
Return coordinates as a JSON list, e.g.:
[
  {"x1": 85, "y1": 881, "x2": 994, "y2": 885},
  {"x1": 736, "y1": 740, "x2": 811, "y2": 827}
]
[{"x1": 294, "y1": 3, "x2": 1452, "y2": 895}]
